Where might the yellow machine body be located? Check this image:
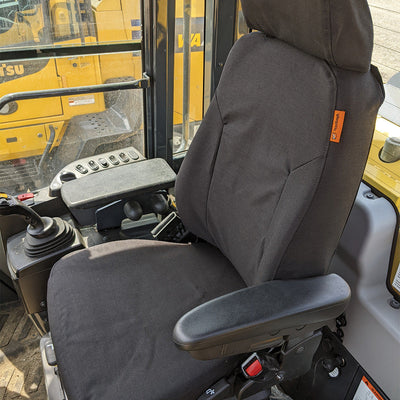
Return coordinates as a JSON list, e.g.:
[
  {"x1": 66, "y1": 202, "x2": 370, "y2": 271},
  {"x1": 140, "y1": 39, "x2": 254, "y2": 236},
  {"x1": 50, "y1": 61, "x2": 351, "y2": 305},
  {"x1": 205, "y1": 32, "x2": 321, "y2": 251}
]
[
  {"x1": 363, "y1": 116, "x2": 400, "y2": 299},
  {"x1": 0, "y1": 0, "x2": 204, "y2": 163}
]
